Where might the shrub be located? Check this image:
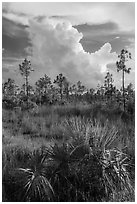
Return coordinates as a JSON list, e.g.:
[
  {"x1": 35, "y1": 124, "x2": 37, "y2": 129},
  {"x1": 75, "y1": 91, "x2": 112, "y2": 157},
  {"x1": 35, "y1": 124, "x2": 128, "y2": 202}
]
[
  {"x1": 3, "y1": 148, "x2": 54, "y2": 201},
  {"x1": 3, "y1": 118, "x2": 134, "y2": 202},
  {"x1": 2, "y1": 104, "x2": 135, "y2": 201}
]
